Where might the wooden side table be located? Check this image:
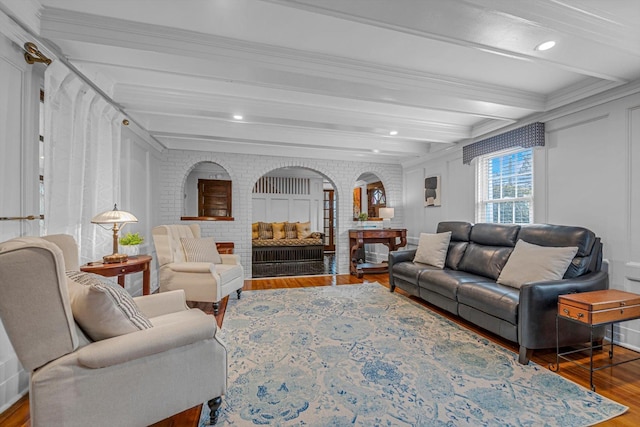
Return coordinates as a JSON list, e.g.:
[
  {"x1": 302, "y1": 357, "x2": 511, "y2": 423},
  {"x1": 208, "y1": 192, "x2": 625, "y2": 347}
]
[
  {"x1": 550, "y1": 289, "x2": 640, "y2": 391},
  {"x1": 81, "y1": 255, "x2": 152, "y2": 296},
  {"x1": 348, "y1": 228, "x2": 407, "y2": 278}
]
